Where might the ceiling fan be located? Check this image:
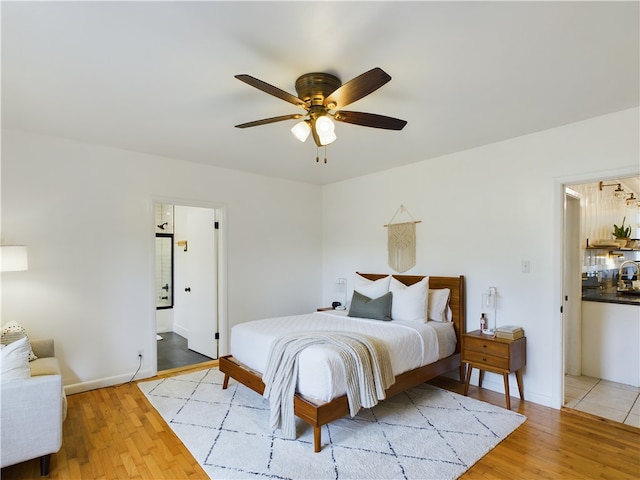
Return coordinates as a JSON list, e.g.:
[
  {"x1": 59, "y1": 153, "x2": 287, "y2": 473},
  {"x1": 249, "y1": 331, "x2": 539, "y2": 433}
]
[{"x1": 234, "y1": 68, "x2": 407, "y2": 152}]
